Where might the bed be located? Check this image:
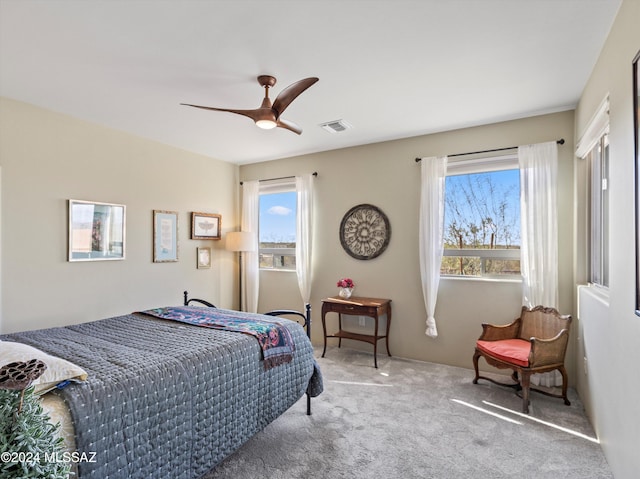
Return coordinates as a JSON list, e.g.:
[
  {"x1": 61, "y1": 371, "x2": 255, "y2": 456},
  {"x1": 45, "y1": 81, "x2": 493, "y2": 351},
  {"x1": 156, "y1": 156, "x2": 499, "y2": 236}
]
[{"x1": 0, "y1": 292, "x2": 323, "y2": 479}]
